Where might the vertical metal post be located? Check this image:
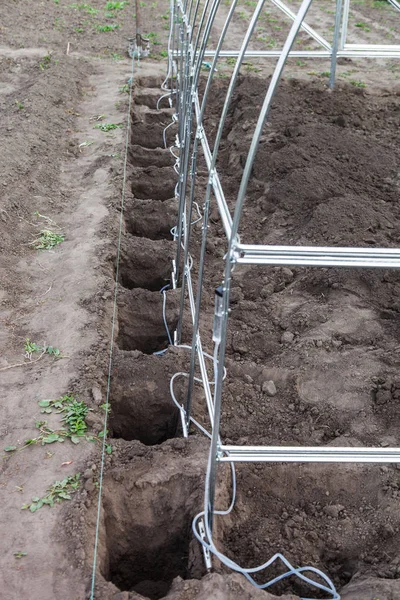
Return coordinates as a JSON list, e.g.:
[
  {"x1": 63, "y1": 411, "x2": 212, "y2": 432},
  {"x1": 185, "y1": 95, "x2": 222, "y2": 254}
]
[
  {"x1": 185, "y1": 0, "x2": 242, "y2": 424},
  {"x1": 206, "y1": 259, "x2": 234, "y2": 531},
  {"x1": 340, "y1": 0, "x2": 350, "y2": 50},
  {"x1": 329, "y1": 0, "x2": 344, "y2": 89},
  {"x1": 176, "y1": 0, "x2": 223, "y2": 342}
]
